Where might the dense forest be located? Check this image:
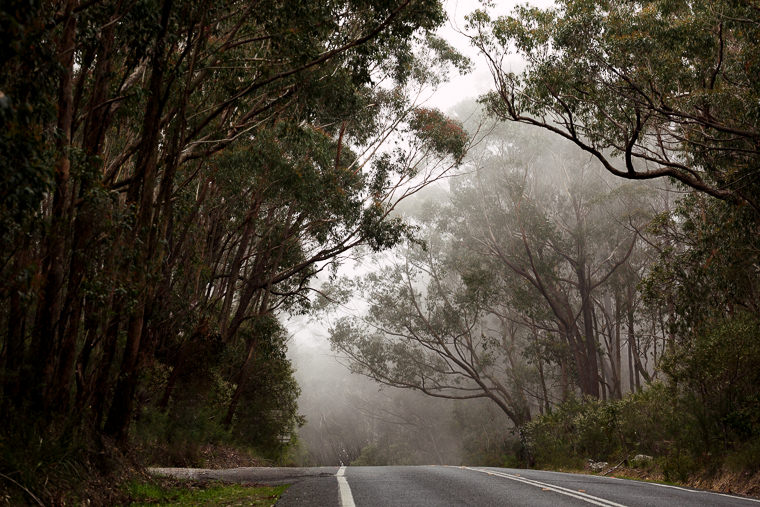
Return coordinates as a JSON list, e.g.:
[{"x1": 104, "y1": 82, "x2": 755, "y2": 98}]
[
  {"x1": 1, "y1": 0, "x2": 759, "y2": 504},
  {"x1": 0, "y1": 0, "x2": 469, "y2": 502}
]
